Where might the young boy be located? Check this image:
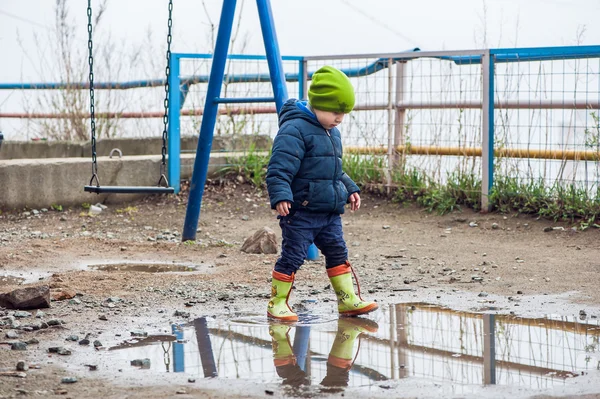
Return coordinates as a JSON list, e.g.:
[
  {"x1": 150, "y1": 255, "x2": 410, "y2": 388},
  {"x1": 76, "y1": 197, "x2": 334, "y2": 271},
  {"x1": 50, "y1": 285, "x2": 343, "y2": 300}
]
[{"x1": 266, "y1": 65, "x2": 378, "y2": 321}]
